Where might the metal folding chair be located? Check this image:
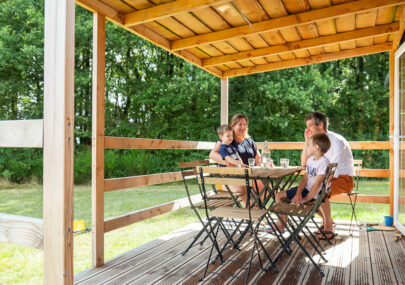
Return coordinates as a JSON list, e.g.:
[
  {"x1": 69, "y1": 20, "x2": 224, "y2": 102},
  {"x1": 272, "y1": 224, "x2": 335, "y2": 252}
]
[
  {"x1": 178, "y1": 160, "x2": 240, "y2": 255},
  {"x1": 268, "y1": 163, "x2": 338, "y2": 277},
  {"x1": 198, "y1": 166, "x2": 277, "y2": 284},
  {"x1": 347, "y1": 159, "x2": 362, "y2": 235}
]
